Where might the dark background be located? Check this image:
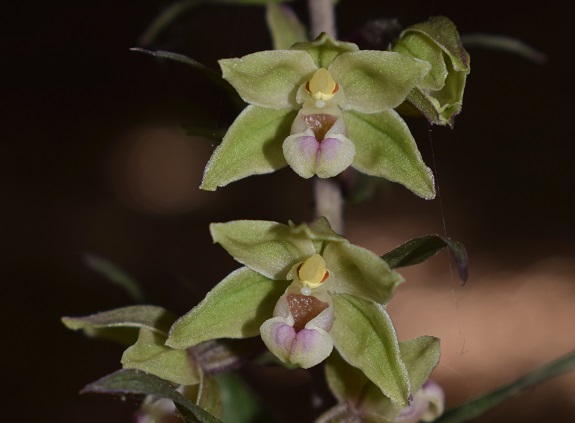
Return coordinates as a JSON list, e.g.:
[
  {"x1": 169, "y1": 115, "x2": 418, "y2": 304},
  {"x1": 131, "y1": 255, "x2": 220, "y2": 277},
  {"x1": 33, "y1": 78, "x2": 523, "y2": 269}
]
[{"x1": 3, "y1": 1, "x2": 574, "y2": 422}]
